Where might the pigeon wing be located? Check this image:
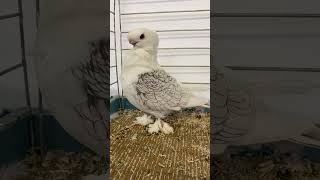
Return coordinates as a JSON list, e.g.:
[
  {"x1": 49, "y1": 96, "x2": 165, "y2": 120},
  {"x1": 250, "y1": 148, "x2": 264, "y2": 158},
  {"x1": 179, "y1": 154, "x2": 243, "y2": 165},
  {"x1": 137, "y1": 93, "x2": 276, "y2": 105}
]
[
  {"x1": 74, "y1": 39, "x2": 109, "y2": 100},
  {"x1": 72, "y1": 39, "x2": 109, "y2": 142},
  {"x1": 212, "y1": 65, "x2": 254, "y2": 144},
  {"x1": 135, "y1": 69, "x2": 187, "y2": 112}
]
